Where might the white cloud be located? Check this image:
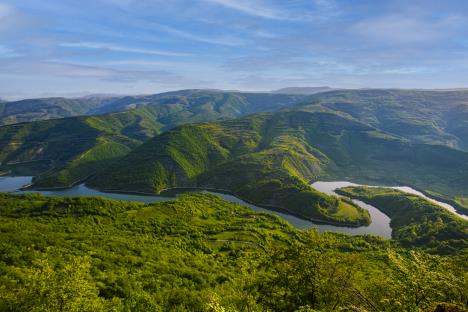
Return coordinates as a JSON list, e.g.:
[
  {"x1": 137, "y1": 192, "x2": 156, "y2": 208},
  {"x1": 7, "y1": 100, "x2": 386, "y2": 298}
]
[
  {"x1": 0, "y1": 3, "x2": 42, "y2": 34},
  {"x1": 159, "y1": 25, "x2": 247, "y2": 46},
  {"x1": 0, "y1": 59, "x2": 207, "y2": 85},
  {"x1": 0, "y1": 45, "x2": 19, "y2": 57},
  {"x1": 0, "y1": 3, "x2": 12, "y2": 19},
  {"x1": 60, "y1": 42, "x2": 190, "y2": 57},
  {"x1": 351, "y1": 14, "x2": 465, "y2": 44},
  {"x1": 203, "y1": 0, "x2": 288, "y2": 20}
]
